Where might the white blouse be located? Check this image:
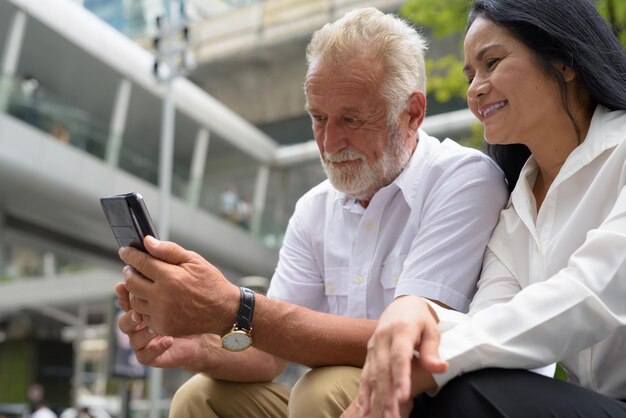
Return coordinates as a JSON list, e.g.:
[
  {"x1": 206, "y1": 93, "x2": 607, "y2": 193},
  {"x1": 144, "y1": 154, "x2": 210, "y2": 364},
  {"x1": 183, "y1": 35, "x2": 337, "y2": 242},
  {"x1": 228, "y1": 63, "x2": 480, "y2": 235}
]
[{"x1": 432, "y1": 105, "x2": 626, "y2": 399}]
